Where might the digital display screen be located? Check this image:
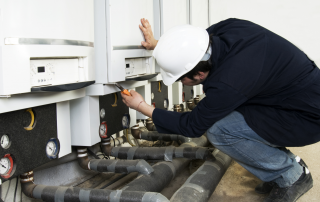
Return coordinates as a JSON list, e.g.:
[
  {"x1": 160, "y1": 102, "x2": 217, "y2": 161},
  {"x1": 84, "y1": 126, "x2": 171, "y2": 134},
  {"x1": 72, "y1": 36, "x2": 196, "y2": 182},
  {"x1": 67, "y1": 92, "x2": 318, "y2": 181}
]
[
  {"x1": 38, "y1": 66, "x2": 45, "y2": 73},
  {"x1": 126, "y1": 64, "x2": 130, "y2": 68}
]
